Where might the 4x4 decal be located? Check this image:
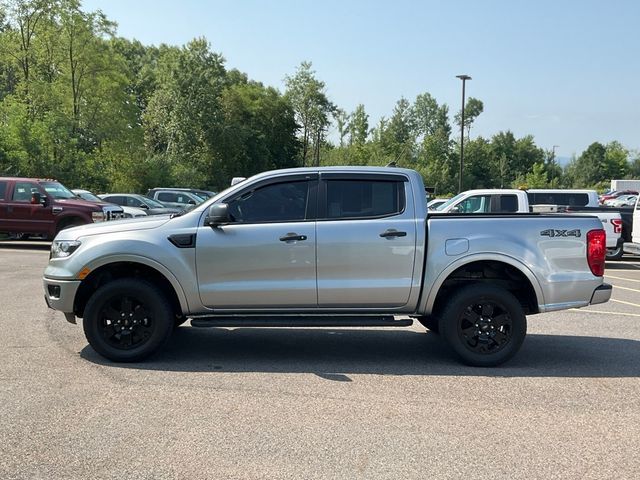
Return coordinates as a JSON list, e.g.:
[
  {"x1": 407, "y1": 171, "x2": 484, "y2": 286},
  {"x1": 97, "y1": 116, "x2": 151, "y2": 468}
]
[{"x1": 540, "y1": 229, "x2": 581, "y2": 238}]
